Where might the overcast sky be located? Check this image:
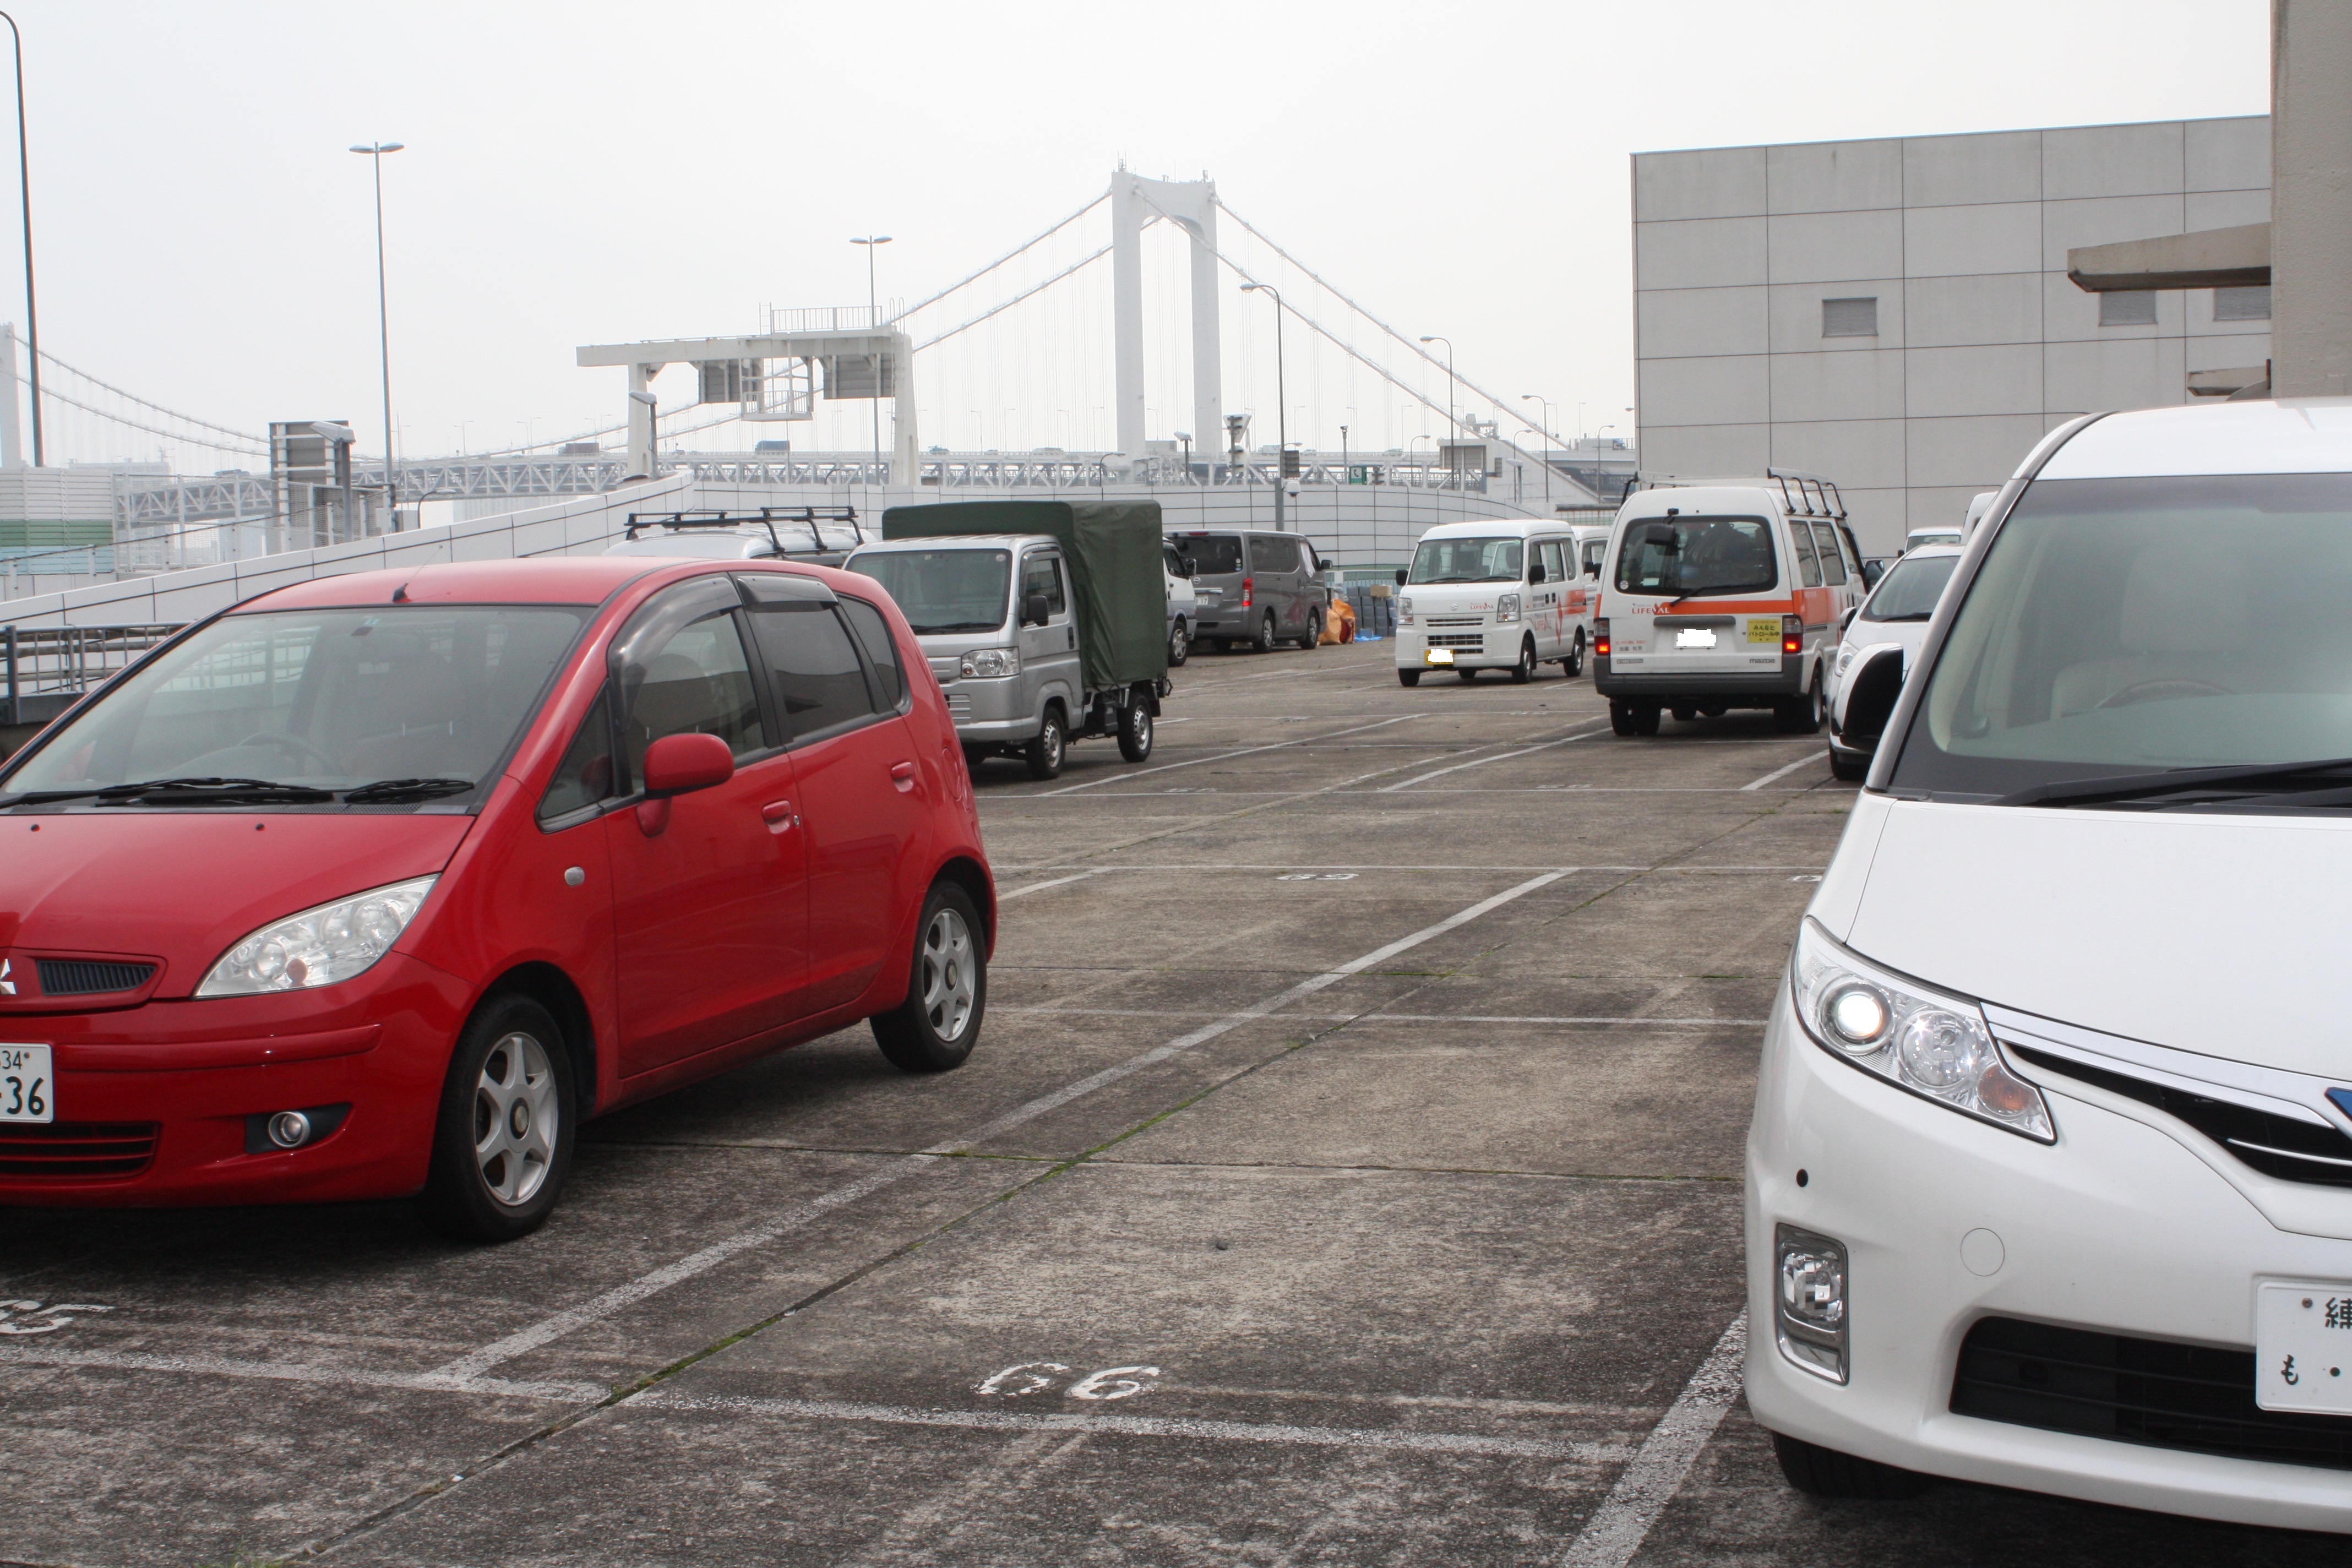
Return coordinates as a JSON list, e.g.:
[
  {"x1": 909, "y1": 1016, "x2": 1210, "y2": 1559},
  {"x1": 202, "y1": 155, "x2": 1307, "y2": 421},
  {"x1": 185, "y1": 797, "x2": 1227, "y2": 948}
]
[{"x1": 8, "y1": 0, "x2": 2271, "y2": 470}]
